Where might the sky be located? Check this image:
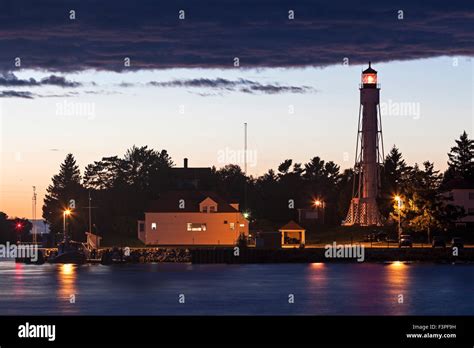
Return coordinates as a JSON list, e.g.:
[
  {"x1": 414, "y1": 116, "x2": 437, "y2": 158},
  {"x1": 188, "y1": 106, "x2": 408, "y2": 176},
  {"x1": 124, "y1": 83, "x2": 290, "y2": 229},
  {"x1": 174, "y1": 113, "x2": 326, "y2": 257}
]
[{"x1": 0, "y1": 0, "x2": 473, "y2": 218}]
